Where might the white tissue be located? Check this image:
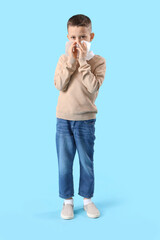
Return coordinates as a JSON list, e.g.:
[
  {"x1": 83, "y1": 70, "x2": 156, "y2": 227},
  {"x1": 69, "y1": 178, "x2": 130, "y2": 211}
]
[{"x1": 65, "y1": 40, "x2": 95, "y2": 61}]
